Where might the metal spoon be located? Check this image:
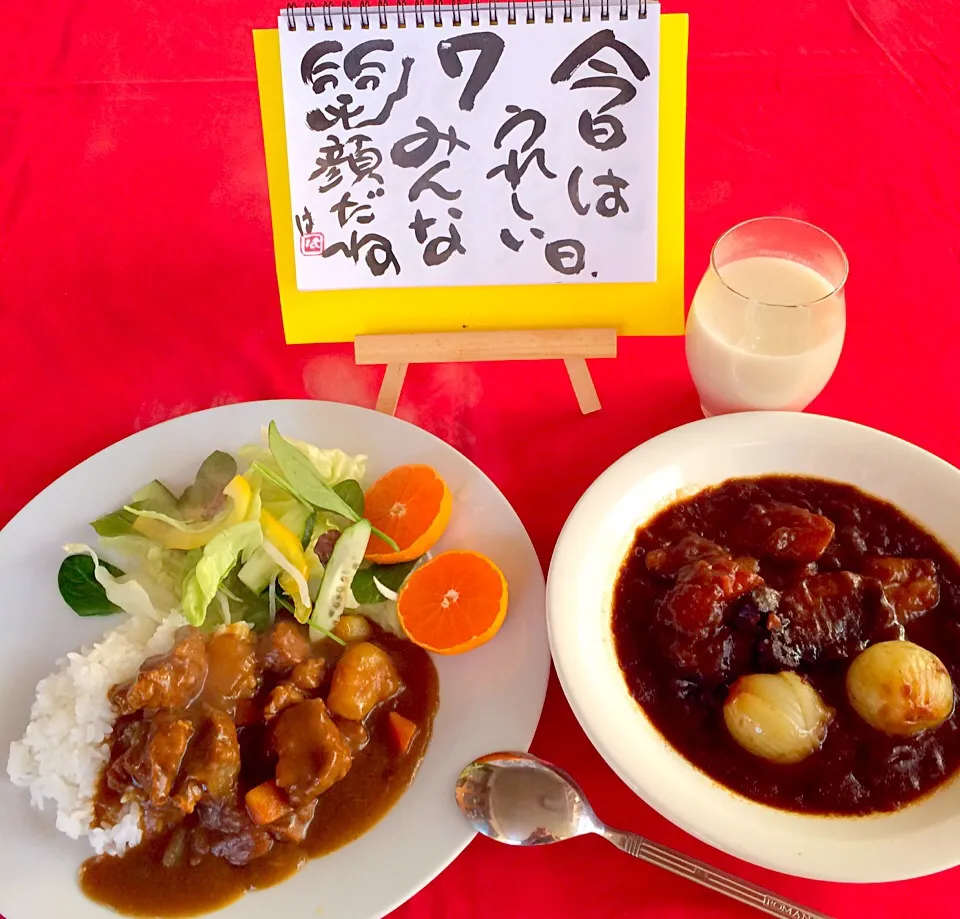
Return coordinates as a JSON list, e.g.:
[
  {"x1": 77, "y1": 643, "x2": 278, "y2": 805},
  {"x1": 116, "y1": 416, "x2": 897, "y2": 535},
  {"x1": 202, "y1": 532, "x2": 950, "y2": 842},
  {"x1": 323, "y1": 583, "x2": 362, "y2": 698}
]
[{"x1": 455, "y1": 751, "x2": 833, "y2": 919}]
